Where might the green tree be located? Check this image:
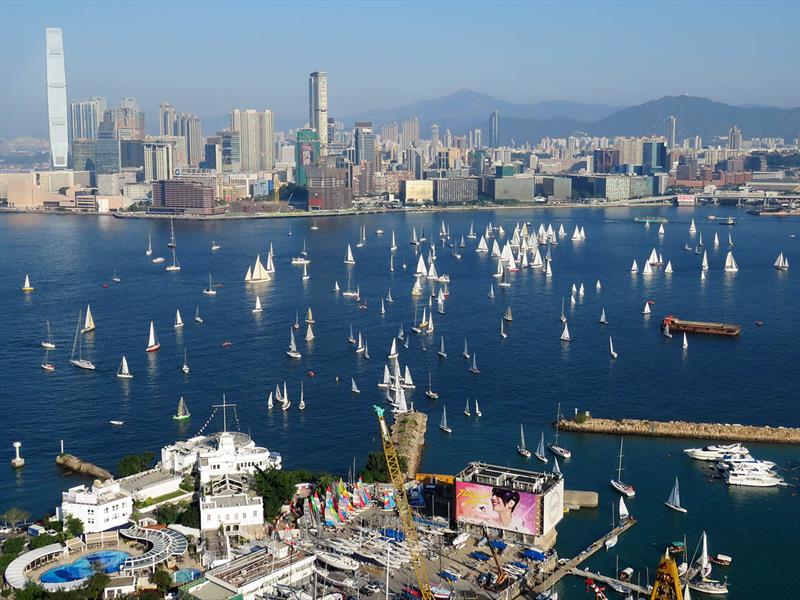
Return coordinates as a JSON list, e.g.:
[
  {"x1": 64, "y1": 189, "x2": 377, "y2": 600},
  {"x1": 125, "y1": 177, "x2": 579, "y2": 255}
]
[
  {"x1": 153, "y1": 568, "x2": 172, "y2": 591},
  {"x1": 178, "y1": 503, "x2": 200, "y2": 529},
  {"x1": 155, "y1": 501, "x2": 187, "y2": 525},
  {"x1": 64, "y1": 515, "x2": 84, "y2": 538},
  {"x1": 253, "y1": 468, "x2": 299, "y2": 519},
  {"x1": 1, "y1": 507, "x2": 30, "y2": 527},
  {"x1": 2, "y1": 536, "x2": 25, "y2": 555},
  {"x1": 29, "y1": 533, "x2": 59, "y2": 550},
  {"x1": 82, "y1": 572, "x2": 111, "y2": 599},
  {"x1": 12, "y1": 582, "x2": 48, "y2": 600},
  {"x1": 116, "y1": 452, "x2": 154, "y2": 477}
]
